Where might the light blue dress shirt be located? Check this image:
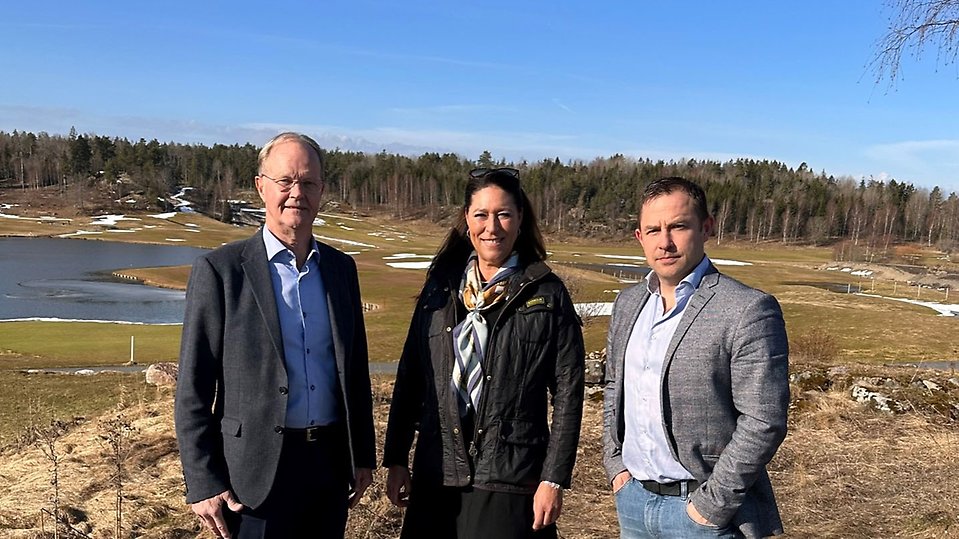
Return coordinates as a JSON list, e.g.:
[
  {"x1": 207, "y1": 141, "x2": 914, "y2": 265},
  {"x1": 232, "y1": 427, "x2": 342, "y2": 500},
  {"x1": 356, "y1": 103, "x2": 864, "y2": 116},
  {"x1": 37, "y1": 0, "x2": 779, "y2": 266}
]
[
  {"x1": 622, "y1": 255, "x2": 711, "y2": 483},
  {"x1": 262, "y1": 228, "x2": 340, "y2": 428}
]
